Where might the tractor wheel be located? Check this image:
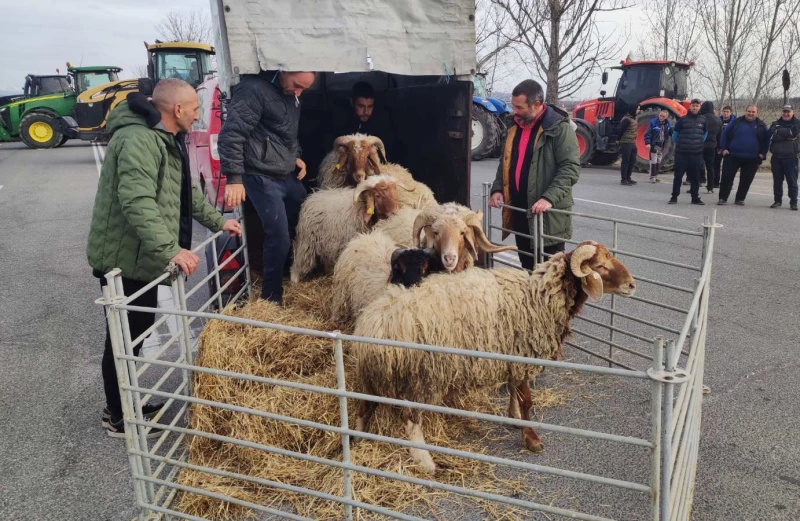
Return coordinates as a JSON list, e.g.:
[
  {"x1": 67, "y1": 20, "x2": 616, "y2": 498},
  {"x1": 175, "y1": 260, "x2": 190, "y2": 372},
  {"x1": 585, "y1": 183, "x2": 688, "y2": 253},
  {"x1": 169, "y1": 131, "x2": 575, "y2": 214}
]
[
  {"x1": 590, "y1": 152, "x2": 620, "y2": 166},
  {"x1": 634, "y1": 109, "x2": 678, "y2": 173},
  {"x1": 19, "y1": 112, "x2": 63, "y2": 149},
  {"x1": 471, "y1": 107, "x2": 498, "y2": 161},
  {"x1": 489, "y1": 115, "x2": 507, "y2": 158},
  {"x1": 575, "y1": 124, "x2": 595, "y2": 165},
  {"x1": 55, "y1": 136, "x2": 69, "y2": 148}
]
